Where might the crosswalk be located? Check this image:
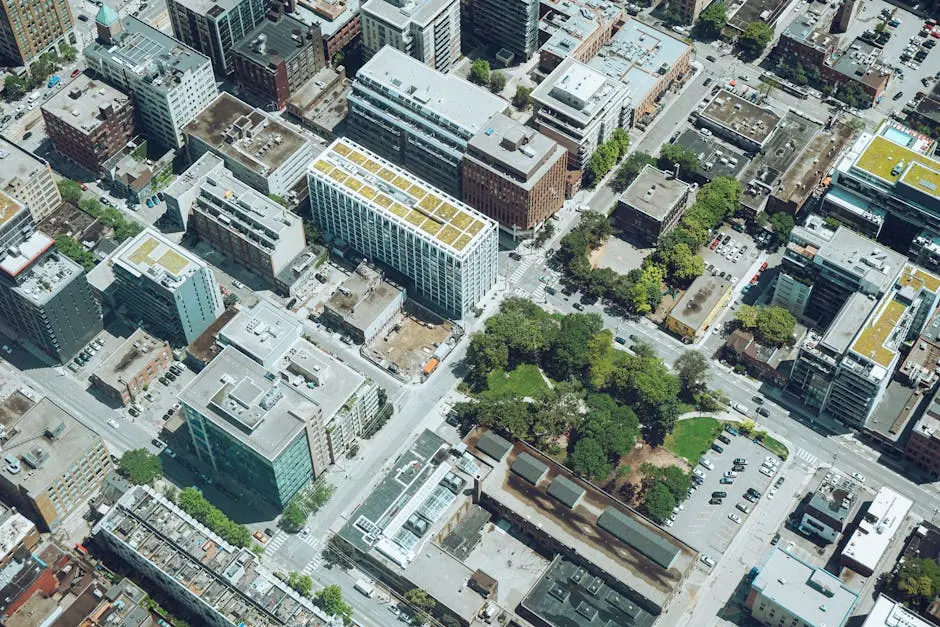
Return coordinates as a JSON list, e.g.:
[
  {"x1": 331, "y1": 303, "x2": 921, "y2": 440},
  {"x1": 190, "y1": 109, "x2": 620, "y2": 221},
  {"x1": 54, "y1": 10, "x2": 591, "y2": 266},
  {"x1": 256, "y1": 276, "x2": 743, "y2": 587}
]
[
  {"x1": 507, "y1": 257, "x2": 534, "y2": 286},
  {"x1": 794, "y1": 448, "x2": 819, "y2": 467},
  {"x1": 266, "y1": 531, "x2": 288, "y2": 553},
  {"x1": 300, "y1": 536, "x2": 323, "y2": 576}
]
